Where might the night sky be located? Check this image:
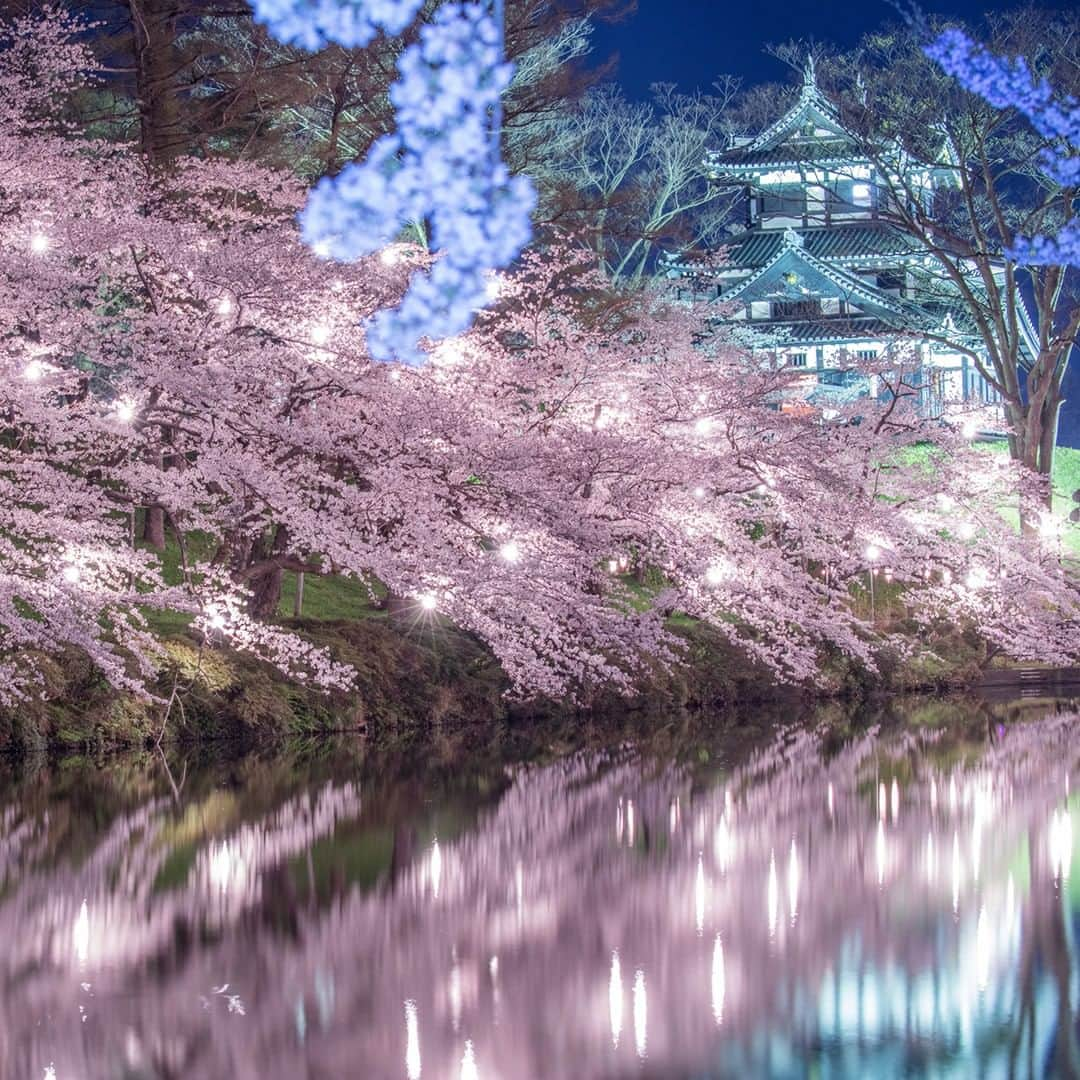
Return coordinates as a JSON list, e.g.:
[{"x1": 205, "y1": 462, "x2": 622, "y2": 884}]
[
  {"x1": 592, "y1": 0, "x2": 1080, "y2": 451},
  {"x1": 591, "y1": 0, "x2": 1072, "y2": 98}
]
